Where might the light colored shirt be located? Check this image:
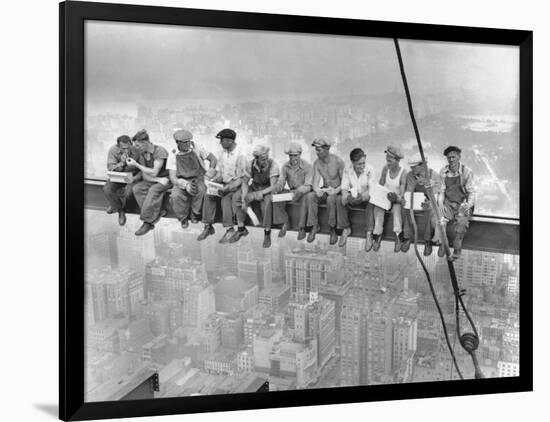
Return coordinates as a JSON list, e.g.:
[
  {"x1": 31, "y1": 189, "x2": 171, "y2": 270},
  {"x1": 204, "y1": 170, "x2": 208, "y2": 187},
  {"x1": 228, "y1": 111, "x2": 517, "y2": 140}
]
[
  {"x1": 215, "y1": 145, "x2": 248, "y2": 184},
  {"x1": 244, "y1": 159, "x2": 280, "y2": 180},
  {"x1": 440, "y1": 163, "x2": 476, "y2": 207},
  {"x1": 341, "y1": 163, "x2": 375, "y2": 195},
  {"x1": 166, "y1": 145, "x2": 211, "y2": 171},
  {"x1": 277, "y1": 158, "x2": 313, "y2": 190}
]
